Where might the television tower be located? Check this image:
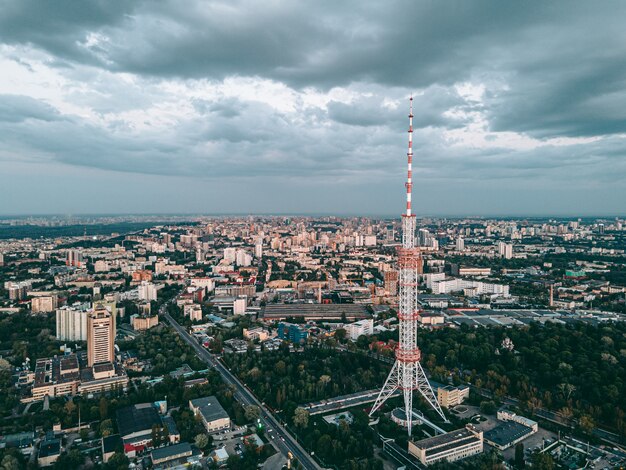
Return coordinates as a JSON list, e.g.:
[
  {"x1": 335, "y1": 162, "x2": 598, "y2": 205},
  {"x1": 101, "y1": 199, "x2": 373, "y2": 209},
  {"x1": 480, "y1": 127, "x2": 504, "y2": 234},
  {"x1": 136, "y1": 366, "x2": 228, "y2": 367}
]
[{"x1": 369, "y1": 97, "x2": 447, "y2": 434}]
